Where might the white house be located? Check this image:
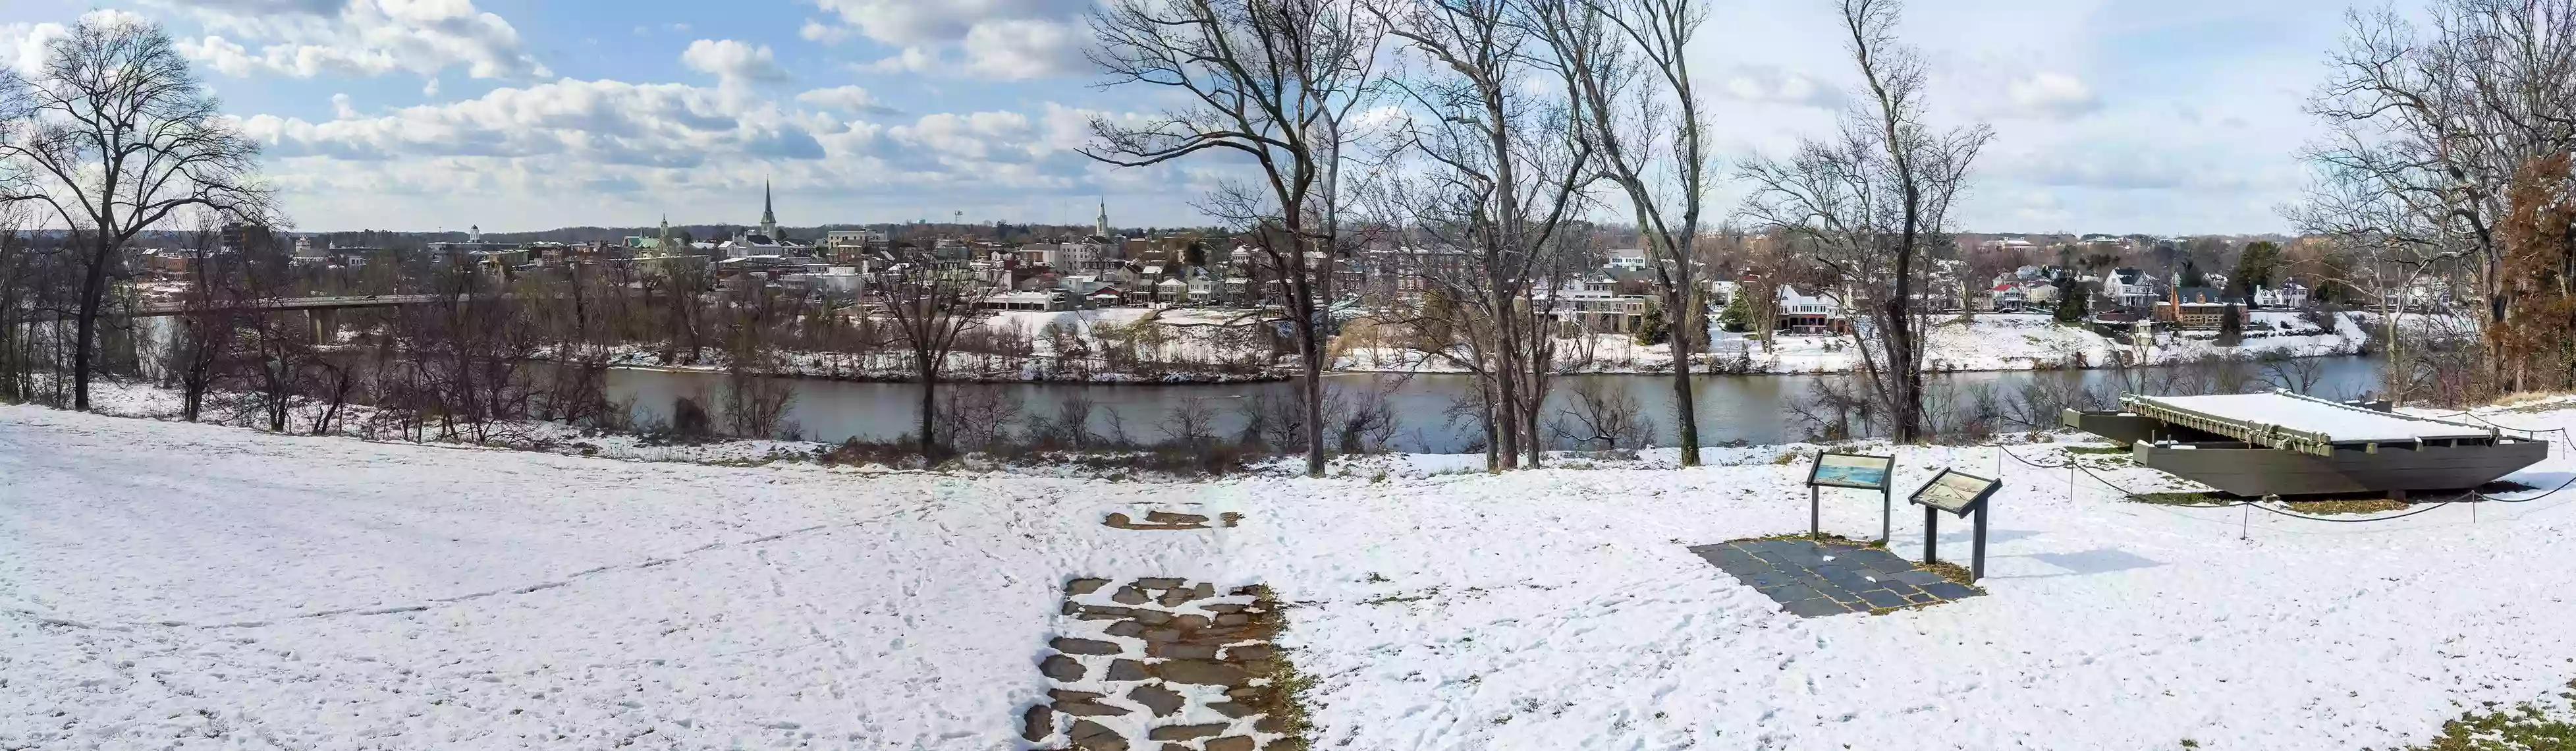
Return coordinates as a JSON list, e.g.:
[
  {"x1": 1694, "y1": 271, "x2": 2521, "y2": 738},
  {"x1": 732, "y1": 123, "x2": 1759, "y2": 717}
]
[
  {"x1": 813, "y1": 267, "x2": 865, "y2": 300},
  {"x1": 979, "y1": 291, "x2": 1066, "y2": 311},
  {"x1": 2253, "y1": 280, "x2": 2311, "y2": 308},
  {"x1": 2100, "y1": 269, "x2": 2158, "y2": 310},
  {"x1": 1533, "y1": 286, "x2": 1651, "y2": 334},
  {"x1": 1987, "y1": 281, "x2": 2029, "y2": 312},
  {"x1": 1777, "y1": 286, "x2": 1847, "y2": 334}
]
